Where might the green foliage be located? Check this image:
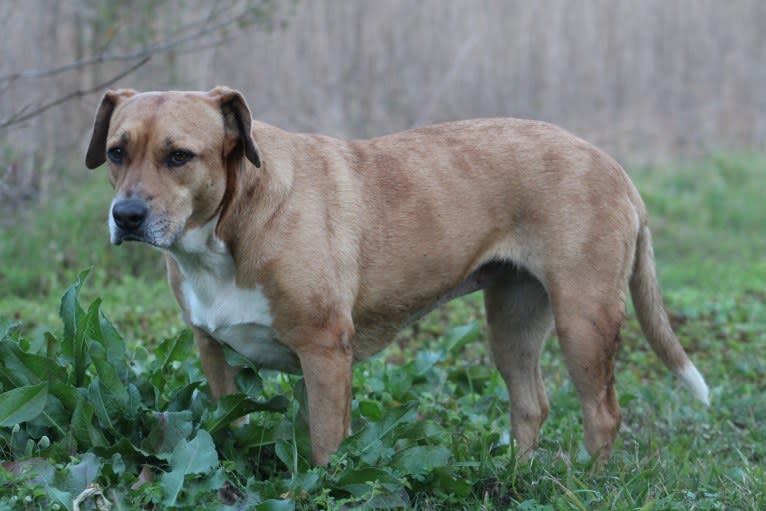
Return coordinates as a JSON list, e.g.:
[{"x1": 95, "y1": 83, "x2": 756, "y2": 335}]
[
  {"x1": 0, "y1": 383, "x2": 48, "y2": 427},
  {"x1": 0, "y1": 178, "x2": 166, "y2": 299},
  {"x1": 1, "y1": 272, "x2": 764, "y2": 509},
  {"x1": 0, "y1": 272, "x2": 294, "y2": 509},
  {"x1": 632, "y1": 151, "x2": 766, "y2": 294},
  {"x1": 0, "y1": 178, "x2": 180, "y2": 341}
]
